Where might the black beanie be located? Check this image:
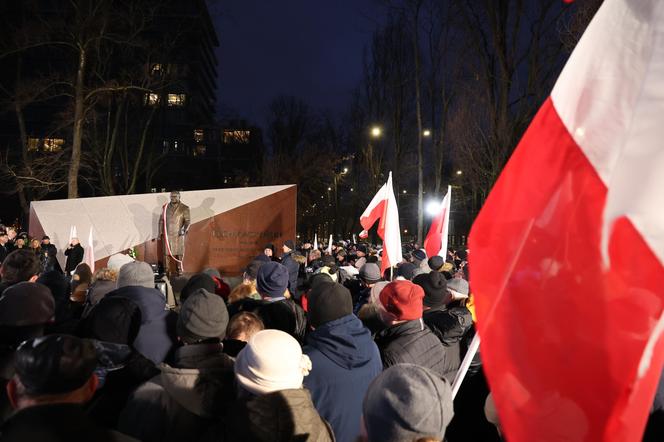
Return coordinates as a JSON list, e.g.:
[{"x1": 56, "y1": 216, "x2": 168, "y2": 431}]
[
  {"x1": 308, "y1": 281, "x2": 353, "y2": 328},
  {"x1": 413, "y1": 271, "x2": 448, "y2": 308},
  {"x1": 180, "y1": 273, "x2": 217, "y2": 303}
]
